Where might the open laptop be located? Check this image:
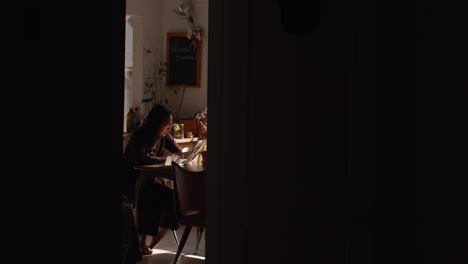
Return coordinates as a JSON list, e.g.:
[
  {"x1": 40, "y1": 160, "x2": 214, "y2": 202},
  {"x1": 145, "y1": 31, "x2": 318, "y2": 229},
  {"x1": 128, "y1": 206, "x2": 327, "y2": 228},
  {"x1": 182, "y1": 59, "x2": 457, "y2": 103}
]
[{"x1": 165, "y1": 139, "x2": 206, "y2": 166}]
